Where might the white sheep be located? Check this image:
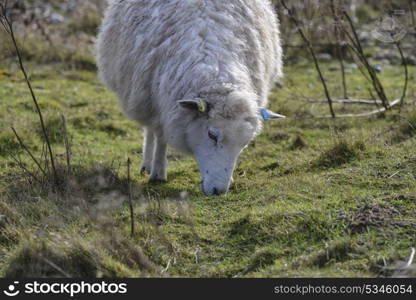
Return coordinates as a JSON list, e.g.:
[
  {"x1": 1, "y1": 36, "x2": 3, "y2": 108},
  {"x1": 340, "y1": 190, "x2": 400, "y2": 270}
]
[{"x1": 96, "y1": 0, "x2": 284, "y2": 195}]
